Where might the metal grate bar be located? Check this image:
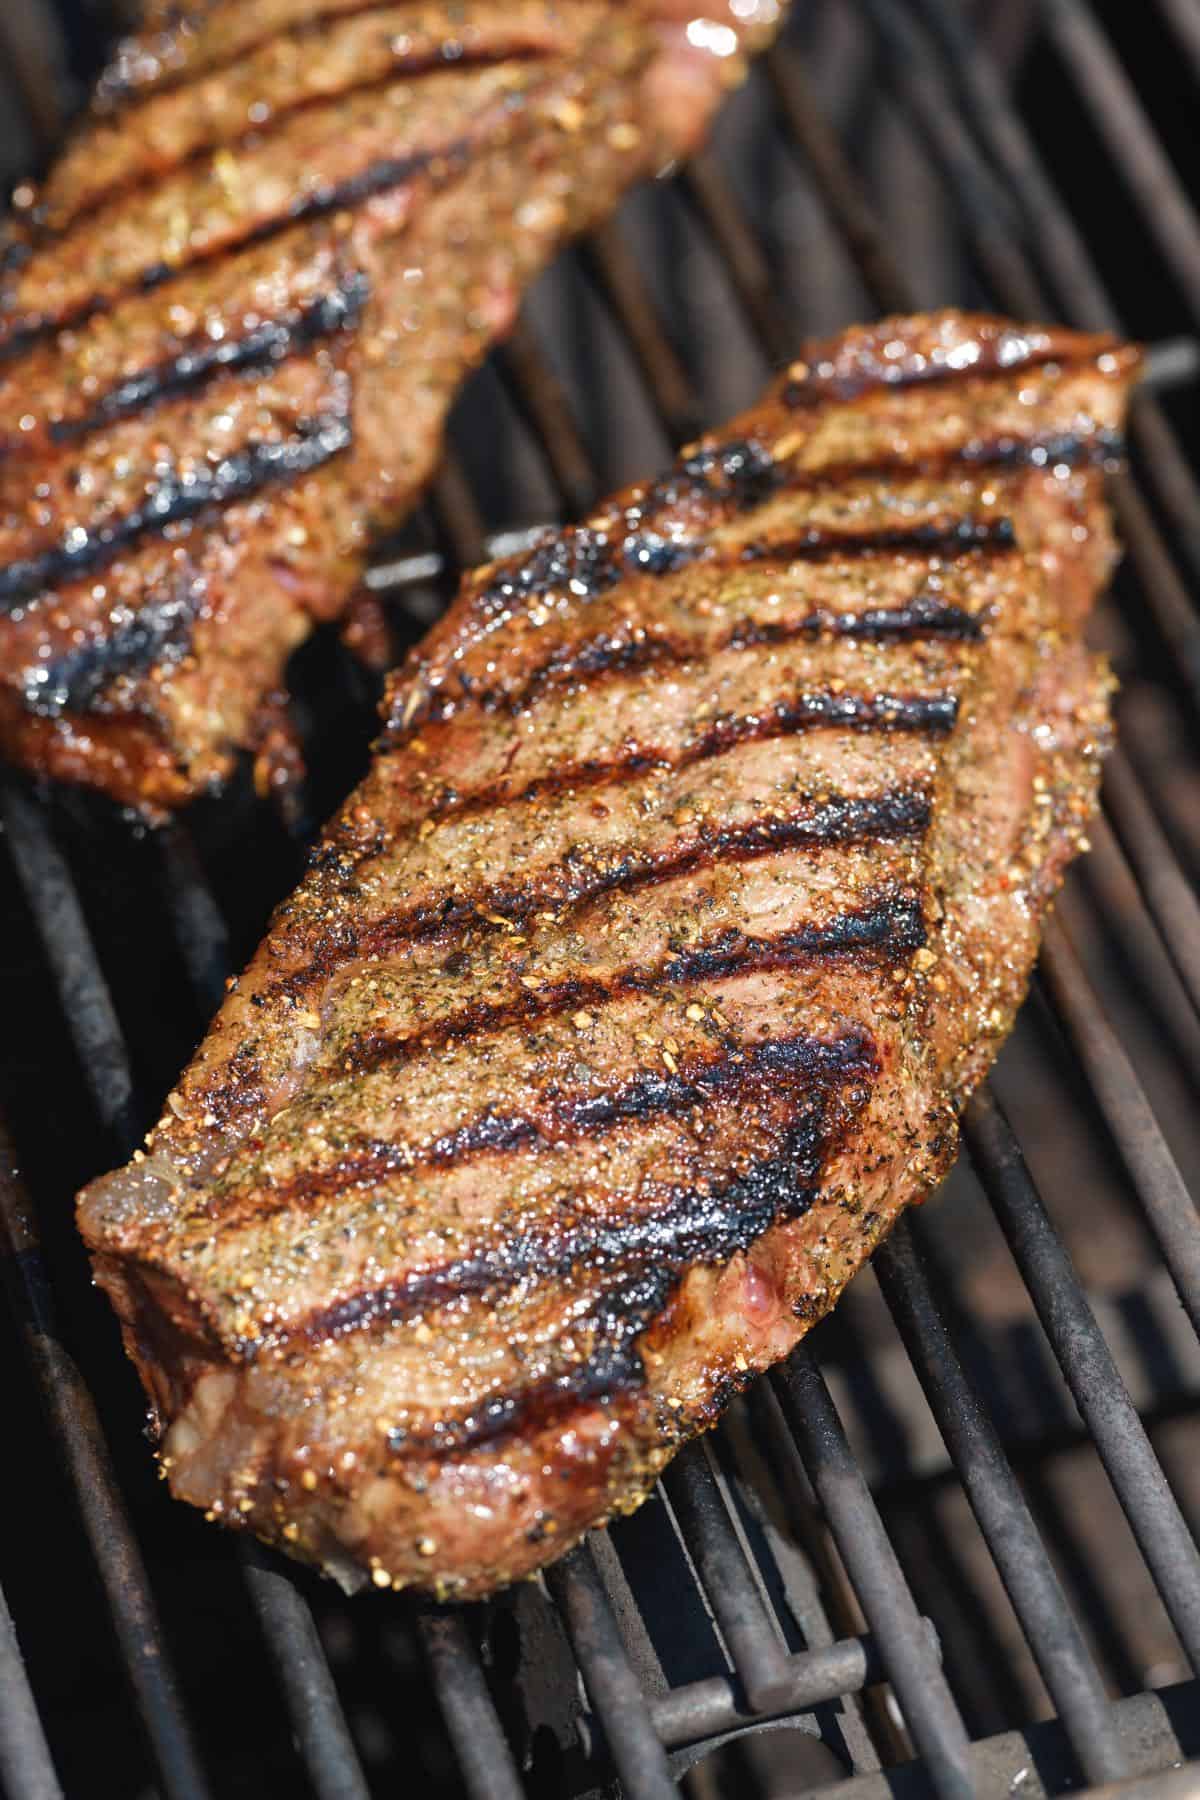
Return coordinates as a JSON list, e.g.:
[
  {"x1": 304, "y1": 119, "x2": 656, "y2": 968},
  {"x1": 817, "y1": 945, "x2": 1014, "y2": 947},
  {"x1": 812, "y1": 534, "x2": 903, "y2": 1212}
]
[
  {"x1": 1041, "y1": 0, "x2": 1200, "y2": 322},
  {"x1": 874, "y1": 1221, "x2": 1128, "y2": 1785},
  {"x1": 773, "y1": 1350, "x2": 974, "y2": 1797},
  {"x1": 496, "y1": 319, "x2": 598, "y2": 519},
  {"x1": 0, "y1": 10, "x2": 65, "y2": 160},
  {"x1": 679, "y1": 153, "x2": 796, "y2": 366},
  {"x1": 0, "y1": 784, "x2": 137, "y2": 1145},
  {"x1": 1101, "y1": 749, "x2": 1200, "y2": 1021},
  {"x1": 1039, "y1": 914, "x2": 1200, "y2": 1338},
  {"x1": 1070, "y1": 814, "x2": 1200, "y2": 1084},
  {"x1": 661, "y1": 1443, "x2": 795, "y2": 1713},
  {"x1": 1156, "y1": 0, "x2": 1200, "y2": 83},
  {"x1": 848, "y1": 0, "x2": 1200, "y2": 721},
  {"x1": 239, "y1": 1545, "x2": 372, "y2": 1800},
  {"x1": 581, "y1": 221, "x2": 702, "y2": 444},
  {"x1": 157, "y1": 825, "x2": 233, "y2": 1015},
  {"x1": 0, "y1": 797, "x2": 372, "y2": 1800},
  {"x1": 0, "y1": 1126, "x2": 211, "y2": 1800},
  {"x1": 1107, "y1": 481, "x2": 1200, "y2": 718},
  {"x1": 964, "y1": 1087, "x2": 1200, "y2": 1672},
  {"x1": 910, "y1": 0, "x2": 1200, "y2": 583},
  {"x1": 765, "y1": 42, "x2": 912, "y2": 315},
  {"x1": 0, "y1": 1581, "x2": 63, "y2": 1800},
  {"x1": 862, "y1": 0, "x2": 1044, "y2": 312},
  {"x1": 415, "y1": 1610, "x2": 527, "y2": 1800},
  {"x1": 546, "y1": 1546, "x2": 677, "y2": 1800},
  {"x1": 649, "y1": 1627, "x2": 913, "y2": 1750}
]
